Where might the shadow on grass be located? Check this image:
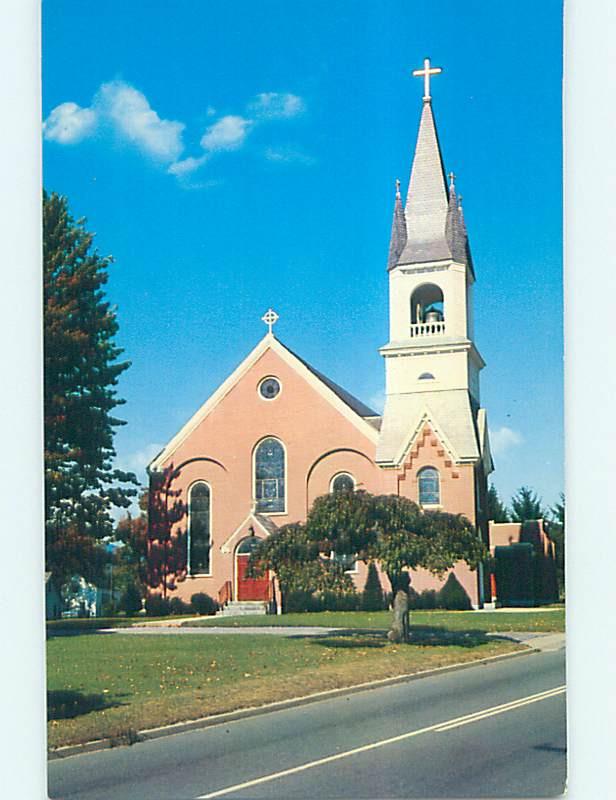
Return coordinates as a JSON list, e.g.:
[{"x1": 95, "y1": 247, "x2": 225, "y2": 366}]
[
  {"x1": 47, "y1": 690, "x2": 126, "y2": 720},
  {"x1": 306, "y1": 626, "x2": 495, "y2": 649}
]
